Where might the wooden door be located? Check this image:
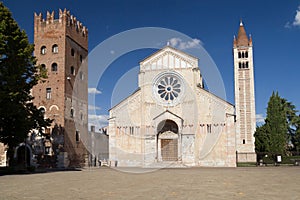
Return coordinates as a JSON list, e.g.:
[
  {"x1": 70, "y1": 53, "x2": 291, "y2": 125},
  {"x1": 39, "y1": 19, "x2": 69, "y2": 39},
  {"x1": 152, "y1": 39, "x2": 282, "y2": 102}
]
[{"x1": 161, "y1": 139, "x2": 178, "y2": 161}]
